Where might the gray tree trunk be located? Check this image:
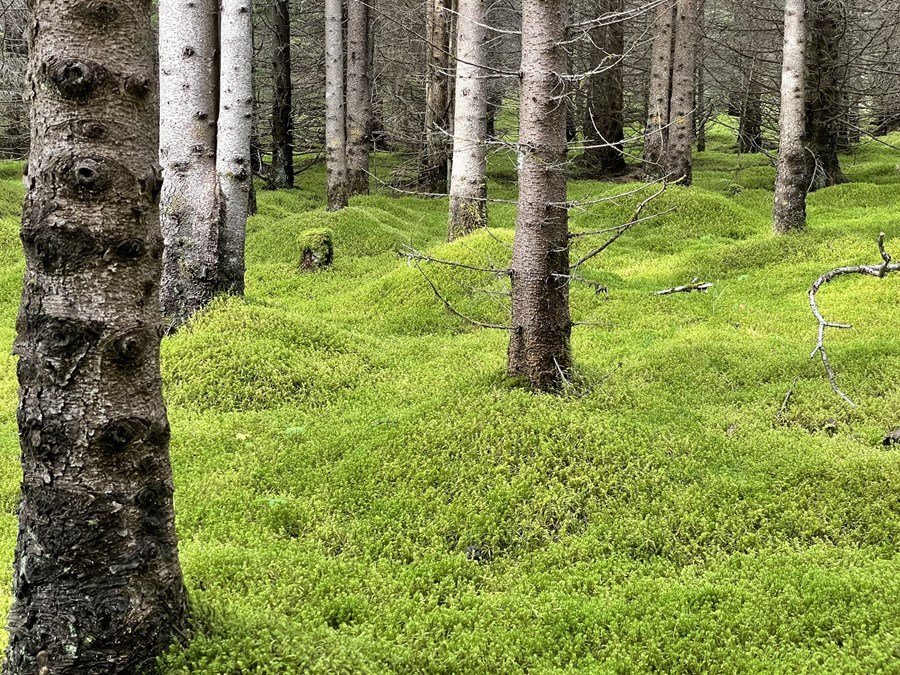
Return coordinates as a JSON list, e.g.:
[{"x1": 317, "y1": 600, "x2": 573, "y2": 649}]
[
  {"x1": 159, "y1": 0, "x2": 220, "y2": 329},
  {"x1": 508, "y1": 0, "x2": 571, "y2": 391},
  {"x1": 666, "y1": 0, "x2": 697, "y2": 185},
  {"x1": 448, "y1": 0, "x2": 489, "y2": 240},
  {"x1": 773, "y1": 0, "x2": 808, "y2": 234},
  {"x1": 271, "y1": 0, "x2": 294, "y2": 189},
  {"x1": 644, "y1": 2, "x2": 674, "y2": 177},
  {"x1": 217, "y1": 0, "x2": 253, "y2": 295},
  {"x1": 420, "y1": 0, "x2": 452, "y2": 193},
  {"x1": 346, "y1": 0, "x2": 372, "y2": 196},
  {"x1": 4, "y1": 0, "x2": 188, "y2": 670},
  {"x1": 325, "y1": 0, "x2": 349, "y2": 210}
]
